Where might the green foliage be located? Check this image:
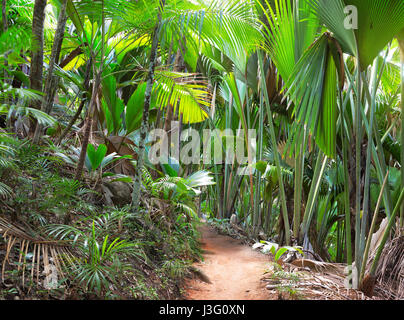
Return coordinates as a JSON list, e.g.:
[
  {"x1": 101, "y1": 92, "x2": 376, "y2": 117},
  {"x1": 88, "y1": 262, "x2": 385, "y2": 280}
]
[
  {"x1": 86, "y1": 143, "x2": 107, "y2": 172},
  {"x1": 0, "y1": 83, "x2": 57, "y2": 127},
  {"x1": 285, "y1": 34, "x2": 338, "y2": 159},
  {"x1": 0, "y1": 132, "x2": 17, "y2": 198},
  {"x1": 162, "y1": 259, "x2": 191, "y2": 279},
  {"x1": 253, "y1": 241, "x2": 303, "y2": 262},
  {"x1": 126, "y1": 82, "x2": 147, "y2": 134},
  {"x1": 56, "y1": 145, "x2": 131, "y2": 178},
  {"x1": 152, "y1": 71, "x2": 210, "y2": 124},
  {"x1": 270, "y1": 269, "x2": 304, "y2": 300},
  {"x1": 2, "y1": 0, "x2": 404, "y2": 299},
  {"x1": 2, "y1": 140, "x2": 95, "y2": 224},
  {"x1": 142, "y1": 167, "x2": 215, "y2": 218},
  {"x1": 45, "y1": 216, "x2": 145, "y2": 295}
]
